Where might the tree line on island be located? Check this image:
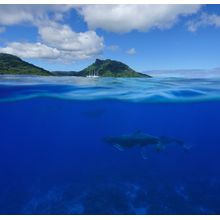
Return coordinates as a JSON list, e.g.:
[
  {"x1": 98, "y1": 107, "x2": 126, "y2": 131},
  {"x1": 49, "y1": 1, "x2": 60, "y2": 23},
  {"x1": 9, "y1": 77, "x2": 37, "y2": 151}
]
[{"x1": 0, "y1": 53, "x2": 151, "y2": 78}]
